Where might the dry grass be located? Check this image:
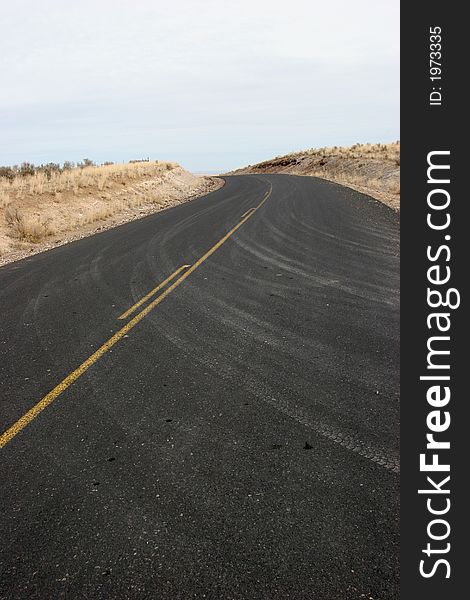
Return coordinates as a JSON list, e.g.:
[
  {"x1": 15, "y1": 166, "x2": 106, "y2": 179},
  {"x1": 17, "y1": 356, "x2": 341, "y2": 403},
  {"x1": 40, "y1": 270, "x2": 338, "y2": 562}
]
[
  {"x1": 0, "y1": 160, "x2": 222, "y2": 262},
  {"x1": 0, "y1": 190, "x2": 10, "y2": 209},
  {"x1": 4, "y1": 206, "x2": 55, "y2": 242},
  {"x1": 1, "y1": 161, "x2": 177, "y2": 200},
  {"x1": 310, "y1": 169, "x2": 400, "y2": 196},
  {"x1": 231, "y1": 141, "x2": 400, "y2": 211},
  {"x1": 0, "y1": 161, "x2": 176, "y2": 245},
  {"x1": 288, "y1": 141, "x2": 400, "y2": 163}
]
